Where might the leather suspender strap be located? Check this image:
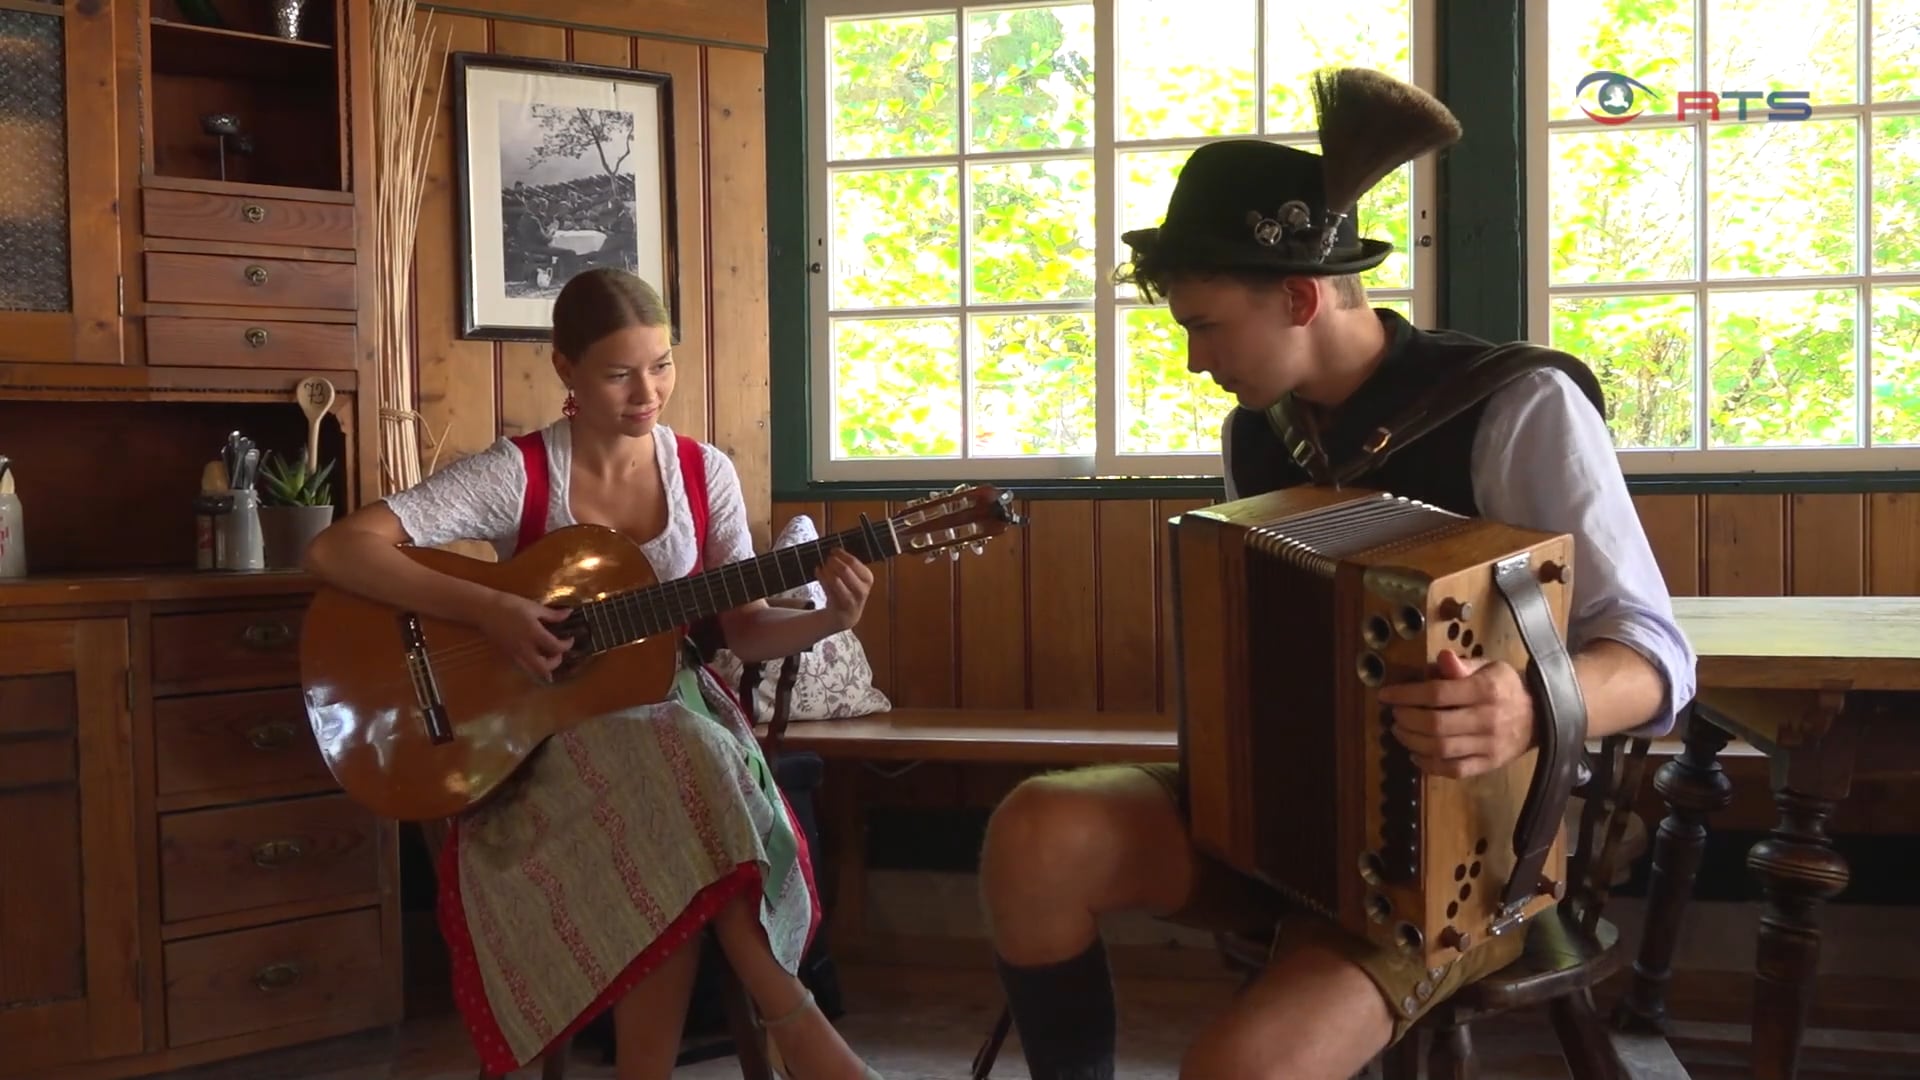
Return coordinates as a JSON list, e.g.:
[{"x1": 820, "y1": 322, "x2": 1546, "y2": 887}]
[
  {"x1": 1267, "y1": 341, "x2": 1600, "y2": 488},
  {"x1": 509, "y1": 431, "x2": 549, "y2": 555},
  {"x1": 676, "y1": 434, "x2": 709, "y2": 569}
]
